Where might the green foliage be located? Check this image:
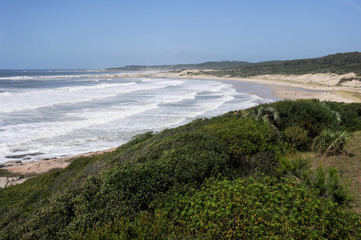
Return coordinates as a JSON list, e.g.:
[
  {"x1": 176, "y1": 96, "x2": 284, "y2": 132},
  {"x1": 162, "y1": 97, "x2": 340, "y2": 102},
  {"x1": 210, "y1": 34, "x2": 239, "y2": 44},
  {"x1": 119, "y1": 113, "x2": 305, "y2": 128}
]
[
  {"x1": 308, "y1": 166, "x2": 352, "y2": 204},
  {"x1": 256, "y1": 106, "x2": 281, "y2": 126},
  {"x1": 337, "y1": 77, "x2": 361, "y2": 86},
  {"x1": 111, "y1": 52, "x2": 361, "y2": 77},
  {"x1": 284, "y1": 125, "x2": 311, "y2": 151},
  {"x1": 250, "y1": 100, "x2": 361, "y2": 154},
  {"x1": 312, "y1": 130, "x2": 351, "y2": 155},
  {"x1": 206, "y1": 52, "x2": 361, "y2": 77},
  {"x1": 109, "y1": 60, "x2": 249, "y2": 71},
  {"x1": 0, "y1": 169, "x2": 21, "y2": 178},
  {"x1": 321, "y1": 102, "x2": 361, "y2": 131},
  {"x1": 262, "y1": 100, "x2": 338, "y2": 133},
  {"x1": 200, "y1": 117, "x2": 284, "y2": 170},
  {"x1": 279, "y1": 157, "x2": 352, "y2": 205},
  {"x1": 81, "y1": 177, "x2": 361, "y2": 239}
]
